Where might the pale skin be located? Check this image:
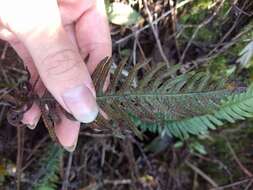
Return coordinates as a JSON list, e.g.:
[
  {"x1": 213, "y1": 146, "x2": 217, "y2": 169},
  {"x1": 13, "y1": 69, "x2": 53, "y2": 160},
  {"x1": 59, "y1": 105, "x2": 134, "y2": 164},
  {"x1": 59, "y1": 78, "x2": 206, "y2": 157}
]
[{"x1": 0, "y1": 0, "x2": 112, "y2": 151}]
